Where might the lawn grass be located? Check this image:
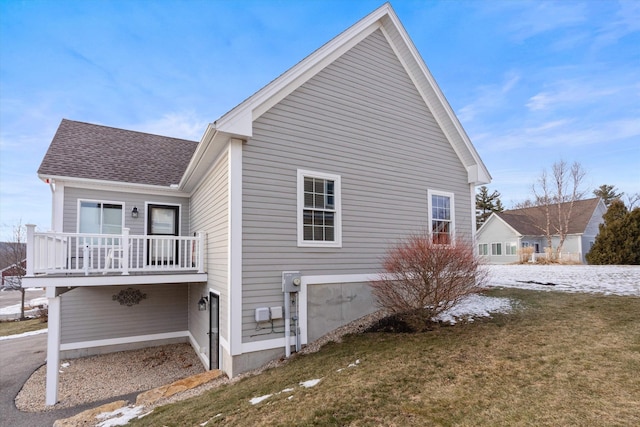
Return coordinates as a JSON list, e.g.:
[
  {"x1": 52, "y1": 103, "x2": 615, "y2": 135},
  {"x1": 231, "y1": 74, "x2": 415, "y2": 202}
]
[
  {"x1": 130, "y1": 289, "x2": 640, "y2": 426},
  {"x1": 0, "y1": 318, "x2": 47, "y2": 337}
]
